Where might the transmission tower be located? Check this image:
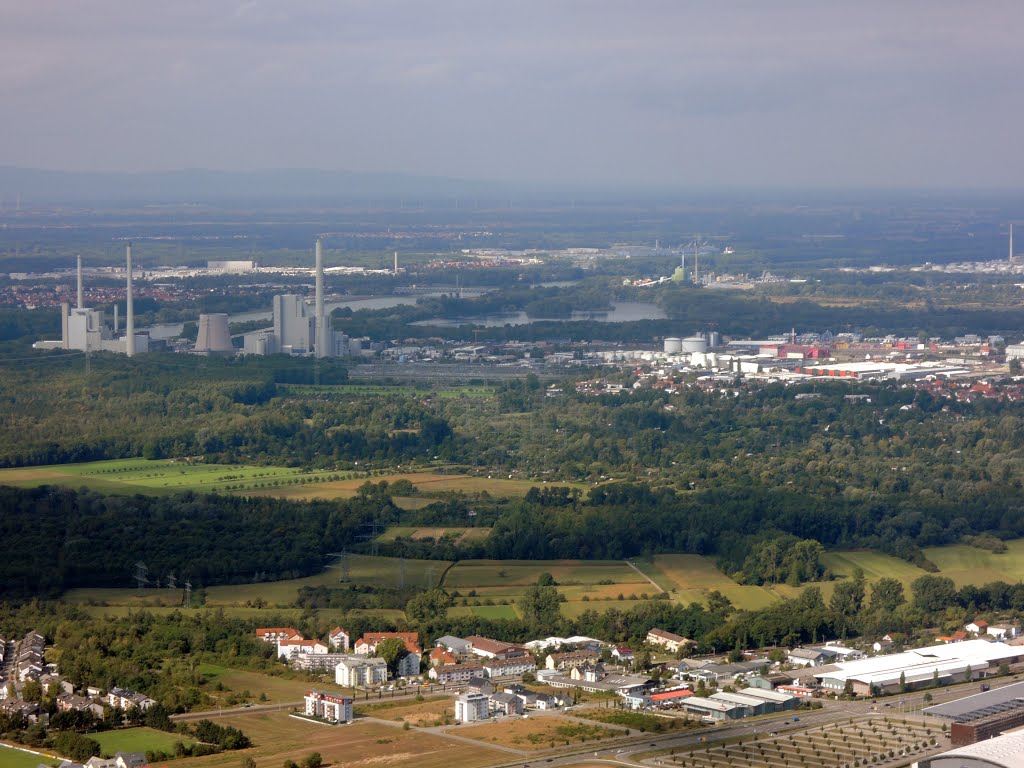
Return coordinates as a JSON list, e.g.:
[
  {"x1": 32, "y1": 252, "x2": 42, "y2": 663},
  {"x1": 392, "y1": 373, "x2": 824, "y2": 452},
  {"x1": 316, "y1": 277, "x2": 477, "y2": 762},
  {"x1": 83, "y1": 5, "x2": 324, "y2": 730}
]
[
  {"x1": 339, "y1": 550, "x2": 350, "y2": 582},
  {"x1": 133, "y1": 561, "x2": 149, "y2": 591},
  {"x1": 166, "y1": 572, "x2": 177, "y2": 590},
  {"x1": 183, "y1": 580, "x2": 192, "y2": 608}
]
